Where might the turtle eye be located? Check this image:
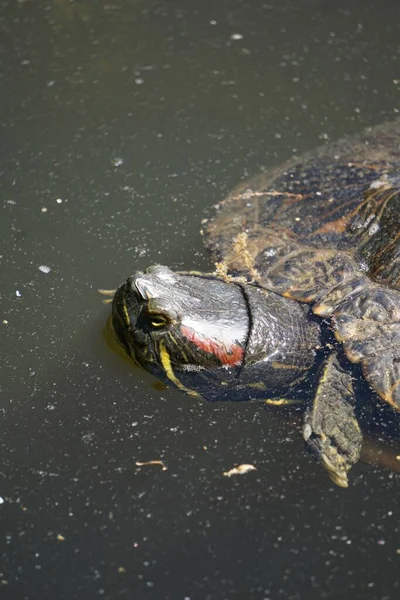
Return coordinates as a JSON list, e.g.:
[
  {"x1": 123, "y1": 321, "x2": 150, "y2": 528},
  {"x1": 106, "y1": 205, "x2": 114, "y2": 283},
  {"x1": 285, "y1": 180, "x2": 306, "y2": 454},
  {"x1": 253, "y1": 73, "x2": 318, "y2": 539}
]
[{"x1": 149, "y1": 314, "x2": 169, "y2": 329}]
